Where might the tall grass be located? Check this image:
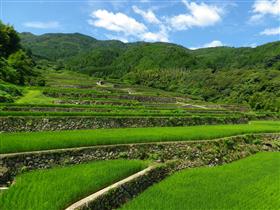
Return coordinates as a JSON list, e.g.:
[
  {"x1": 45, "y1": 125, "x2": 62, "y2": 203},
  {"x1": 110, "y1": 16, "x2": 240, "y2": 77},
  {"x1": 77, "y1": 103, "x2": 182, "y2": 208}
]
[
  {"x1": 0, "y1": 160, "x2": 148, "y2": 210},
  {"x1": 0, "y1": 121, "x2": 279, "y2": 154},
  {"x1": 121, "y1": 152, "x2": 280, "y2": 210}
]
